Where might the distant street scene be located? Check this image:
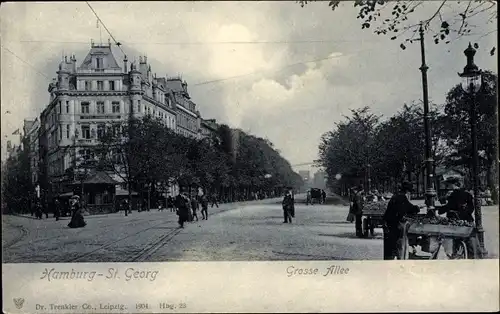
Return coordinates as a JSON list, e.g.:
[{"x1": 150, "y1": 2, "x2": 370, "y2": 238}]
[
  {"x1": 3, "y1": 194, "x2": 498, "y2": 263},
  {"x1": 2, "y1": 2, "x2": 498, "y2": 263}
]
